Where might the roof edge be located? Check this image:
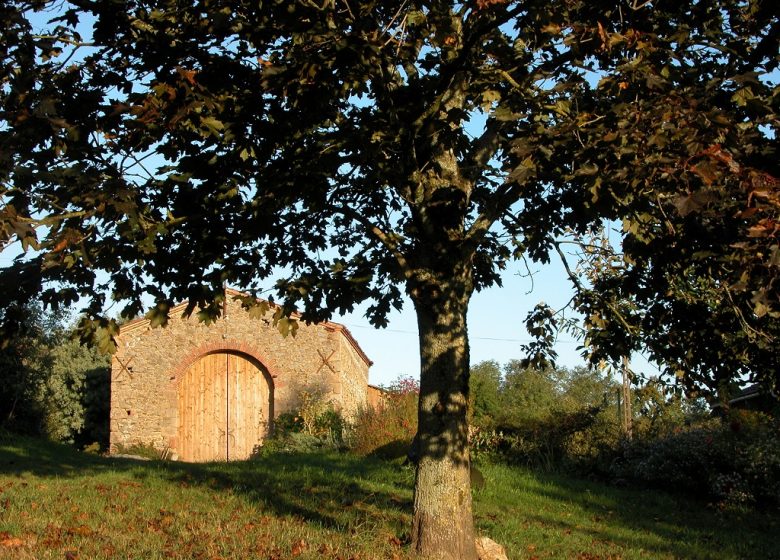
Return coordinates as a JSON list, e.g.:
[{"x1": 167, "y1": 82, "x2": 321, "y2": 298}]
[{"x1": 116, "y1": 287, "x2": 373, "y2": 367}]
